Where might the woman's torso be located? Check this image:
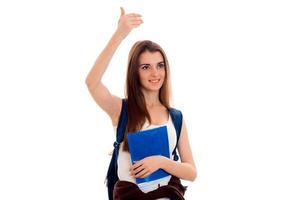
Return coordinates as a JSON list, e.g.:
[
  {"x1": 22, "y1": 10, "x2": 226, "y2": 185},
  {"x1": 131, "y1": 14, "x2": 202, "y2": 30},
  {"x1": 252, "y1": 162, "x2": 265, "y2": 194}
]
[{"x1": 115, "y1": 114, "x2": 177, "y2": 200}]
